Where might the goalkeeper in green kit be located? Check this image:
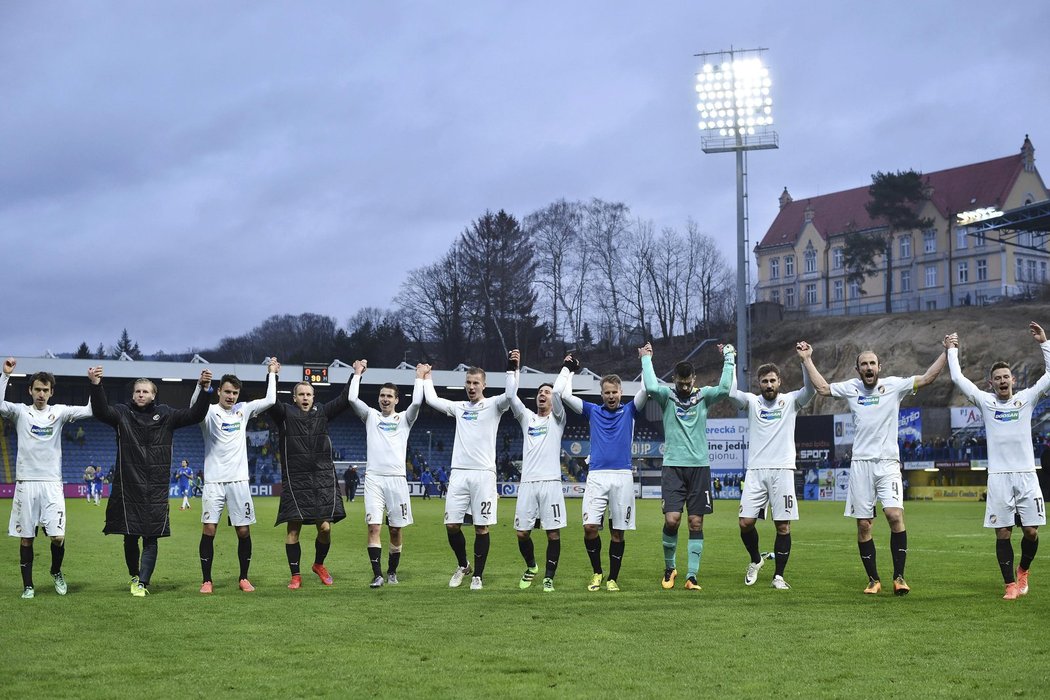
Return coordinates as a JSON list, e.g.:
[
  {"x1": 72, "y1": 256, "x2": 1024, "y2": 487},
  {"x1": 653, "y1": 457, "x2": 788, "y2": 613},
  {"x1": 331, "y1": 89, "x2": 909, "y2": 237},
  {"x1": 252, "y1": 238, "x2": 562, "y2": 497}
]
[{"x1": 640, "y1": 341, "x2": 736, "y2": 590}]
